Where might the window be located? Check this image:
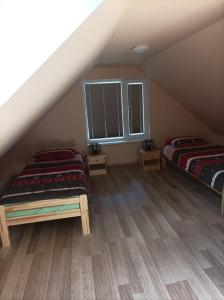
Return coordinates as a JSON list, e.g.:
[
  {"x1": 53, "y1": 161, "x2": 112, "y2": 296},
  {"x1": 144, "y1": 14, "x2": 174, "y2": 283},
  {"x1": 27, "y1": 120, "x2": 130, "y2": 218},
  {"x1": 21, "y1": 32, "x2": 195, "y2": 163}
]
[{"x1": 83, "y1": 79, "x2": 149, "y2": 144}]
